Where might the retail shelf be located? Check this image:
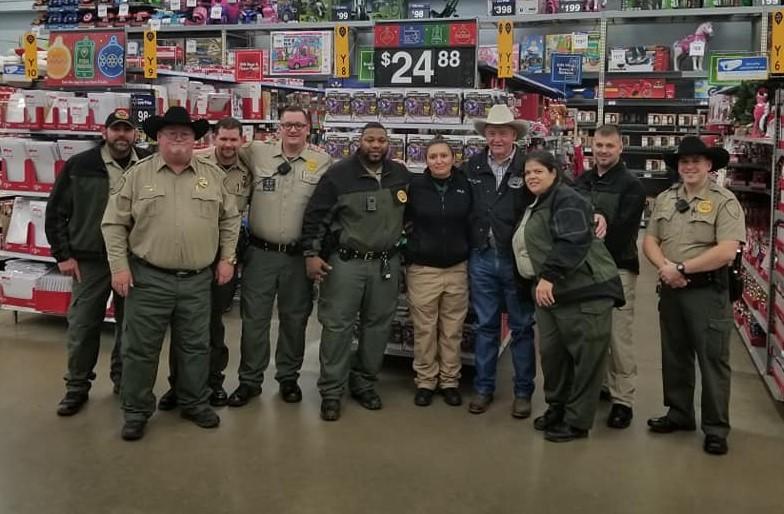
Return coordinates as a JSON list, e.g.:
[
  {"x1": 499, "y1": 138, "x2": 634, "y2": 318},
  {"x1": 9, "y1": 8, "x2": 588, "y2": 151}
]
[
  {"x1": 605, "y1": 71, "x2": 708, "y2": 79},
  {"x1": 743, "y1": 259, "x2": 769, "y2": 290},
  {"x1": 126, "y1": 68, "x2": 325, "y2": 93},
  {"x1": 0, "y1": 251, "x2": 56, "y2": 263},
  {"x1": 629, "y1": 169, "x2": 668, "y2": 179},
  {"x1": 323, "y1": 121, "x2": 475, "y2": 131},
  {"x1": 726, "y1": 184, "x2": 771, "y2": 195},
  {"x1": 624, "y1": 145, "x2": 676, "y2": 153},
  {"x1": 0, "y1": 190, "x2": 50, "y2": 198},
  {"x1": 0, "y1": 304, "x2": 116, "y2": 324},
  {"x1": 608, "y1": 6, "x2": 764, "y2": 21},
  {"x1": 0, "y1": 128, "x2": 102, "y2": 137},
  {"x1": 735, "y1": 320, "x2": 768, "y2": 375},
  {"x1": 208, "y1": 119, "x2": 279, "y2": 125},
  {"x1": 615, "y1": 125, "x2": 692, "y2": 134},
  {"x1": 479, "y1": 12, "x2": 602, "y2": 27},
  {"x1": 604, "y1": 99, "x2": 709, "y2": 107},
  {"x1": 742, "y1": 294, "x2": 769, "y2": 333},
  {"x1": 125, "y1": 20, "x2": 374, "y2": 33},
  {"x1": 727, "y1": 135, "x2": 775, "y2": 146},
  {"x1": 566, "y1": 99, "x2": 598, "y2": 106},
  {"x1": 727, "y1": 162, "x2": 771, "y2": 171}
]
